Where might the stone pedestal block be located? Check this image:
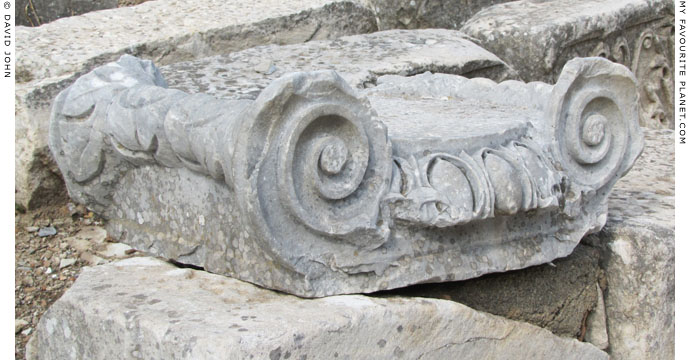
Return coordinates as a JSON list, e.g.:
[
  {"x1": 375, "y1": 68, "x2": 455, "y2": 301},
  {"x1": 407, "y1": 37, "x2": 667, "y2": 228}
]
[
  {"x1": 26, "y1": 257, "x2": 608, "y2": 360},
  {"x1": 460, "y1": 0, "x2": 674, "y2": 129},
  {"x1": 48, "y1": 54, "x2": 642, "y2": 297}
]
